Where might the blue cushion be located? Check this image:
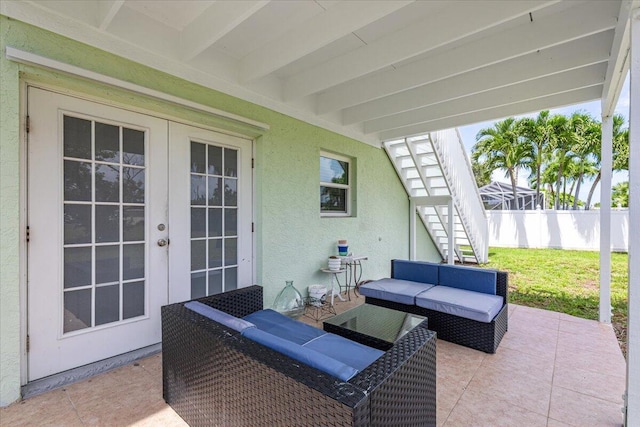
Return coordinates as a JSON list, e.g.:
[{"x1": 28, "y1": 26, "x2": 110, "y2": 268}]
[
  {"x1": 185, "y1": 301, "x2": 255, "y2": 332},
  {"x1": 242, "y1": 328, "x2": 358, "y2": 381},
  {"x1": 416, "y1": 286, "x2": 504, "y2": 323},
  {"x1": 359, "y1": 278, "x2": 435, "y2": 305},
  {"x1": 438, "y1": 264, "x2": 497, "y2": 295},
  {"x1": 303, "y1": 334, "x2": 384, "y2": 372},
  {"x1": 391, "y1": 259, "x2": 439, "y2": 284},
  {"x1": 243, "y1": 309, "x2": 326, "y2": 345}
]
